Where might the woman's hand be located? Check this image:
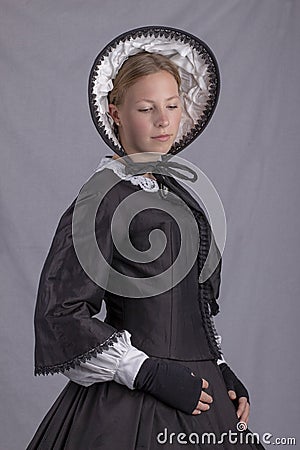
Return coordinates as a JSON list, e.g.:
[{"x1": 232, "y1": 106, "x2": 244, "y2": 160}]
[
  {"x1": 134, "y1": 358, "x2": 210, "y2": 415},
  {"x1": 191, "y1": 377, "x2": 213, "y2": 415},
  {"x1": 219, "y1": 363, "x2": 250, "y2": 424},
  {"x1": 228, "y1": 390, "x2": 250, "y2": 424}
]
